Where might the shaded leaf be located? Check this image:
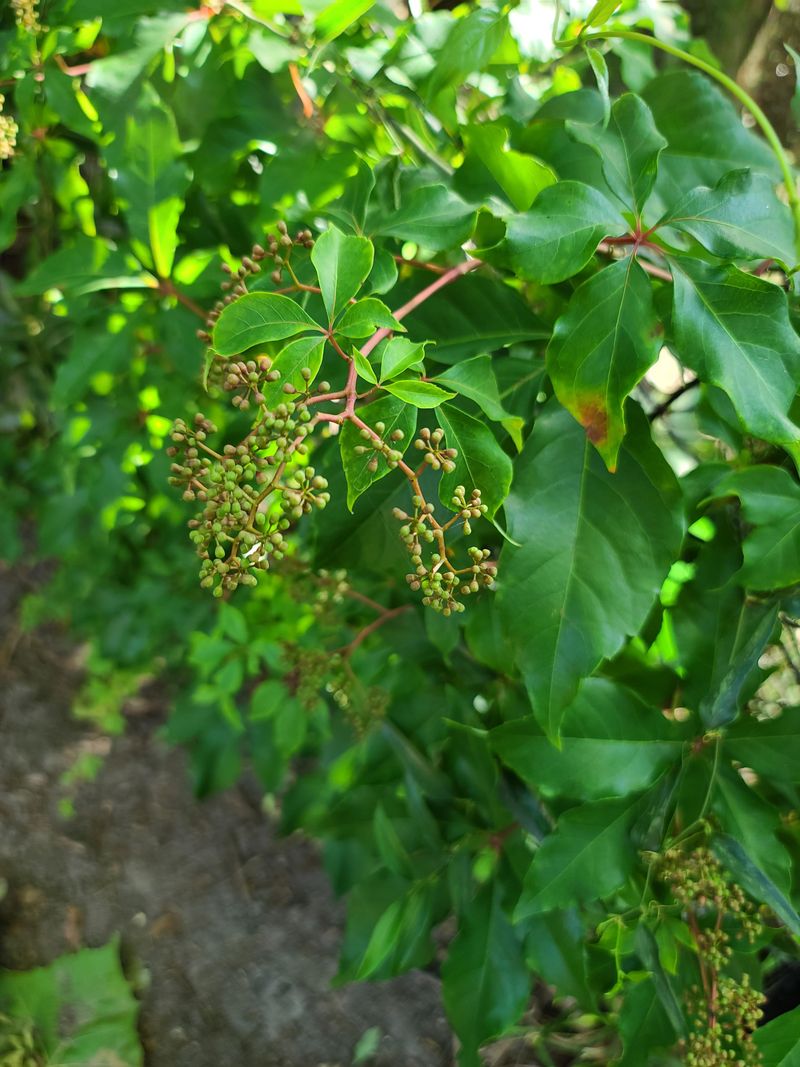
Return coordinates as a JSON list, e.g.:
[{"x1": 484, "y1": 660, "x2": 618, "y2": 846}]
[
  {"x1": 499, "y1": 401, "x2": 684, "y2": 738},
  {"x1": 712, "y1": 833, "x2": 800, "y2": 938},
  {"x1": 376, "y1": 185, "x2": 476, "y2": 252},
  {"x1": 660, "y1": 169, "x2": 796, "y2": 268},
  {"x1": 670, "y1": 257, "x2": 800, "y2": 456},
  {"x1": 571, "y1": 93, "x2": 667, "y2": 216},
  {"x1": 442, "y1": 883, "x2": 530, "y2": 1067},
  {"x1": 516, "y1": 794, "x2": 643, "y2": 918},
  {"x1": 492, "y1": 678, "x2": 684, "y2": 801}
]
